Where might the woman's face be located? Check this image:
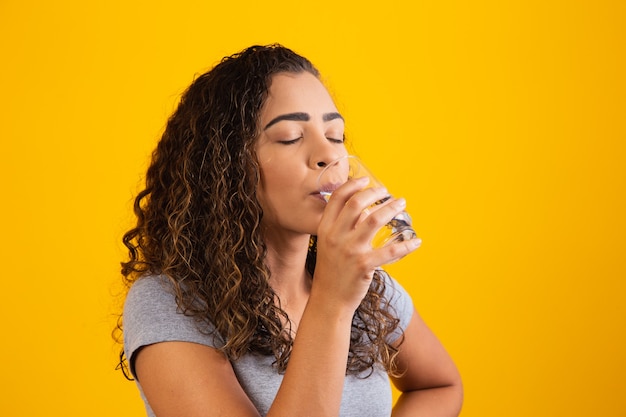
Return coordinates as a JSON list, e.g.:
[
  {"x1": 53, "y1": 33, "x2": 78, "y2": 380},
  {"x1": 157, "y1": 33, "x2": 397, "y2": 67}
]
[{"x1": 256, "y1": 71, "x2": 348, "y2": 238}]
